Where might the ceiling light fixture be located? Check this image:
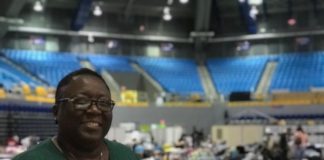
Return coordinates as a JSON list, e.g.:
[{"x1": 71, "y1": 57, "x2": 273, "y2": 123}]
[
  {"x1": 93, "y1": 5, "x2": 102, "y2": 16},
  {"x1": 162, "y1": 6, "x2": 172, "y2": 21},
  {"x1": 163, "y1": 7, "x2": 170, "y2": 14},
  {"x1": 179, "y1": 0, "x2": 189, "y2": 4},
  {"x1": 88, "y1": 35, "x2": 94, "y2": 43},
  {"x1": 249, "y1": 5, "x2": 259, "y2": 20},
  {"x1": 259, "y1": 27, "x2": 266, "y2": 33},
  {"x1": 33, "y1": 1, "x2": 44, "y2": 12},
  {"x1": 163, "y1": 13, "x2": 172, "y2": 21}
]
